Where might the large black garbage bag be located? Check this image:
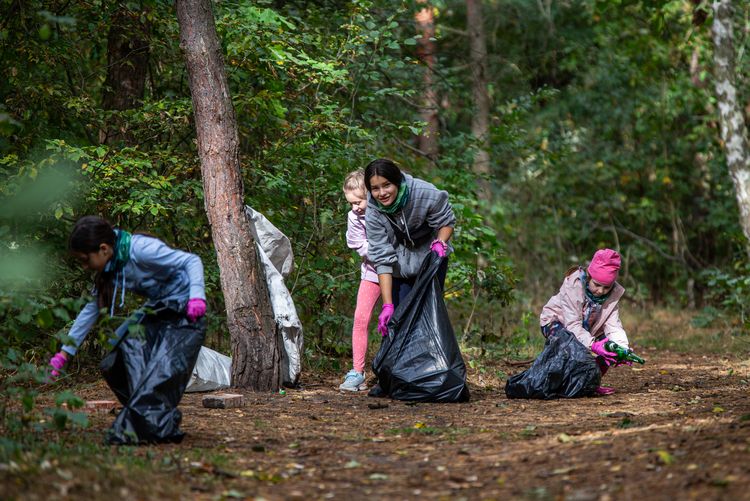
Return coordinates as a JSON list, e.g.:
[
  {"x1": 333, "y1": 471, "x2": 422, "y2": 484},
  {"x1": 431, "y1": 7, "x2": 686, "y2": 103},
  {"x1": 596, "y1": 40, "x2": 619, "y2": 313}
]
[
  {"x1": 505, "y1": 329, "x2": 600, "y2": 399},
  {"x1": 100, "y1": 305, "x2": 205, "y2": 445},
  {"x1": 372, "y1": 253, "x2": 470, "y2": 403}
]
